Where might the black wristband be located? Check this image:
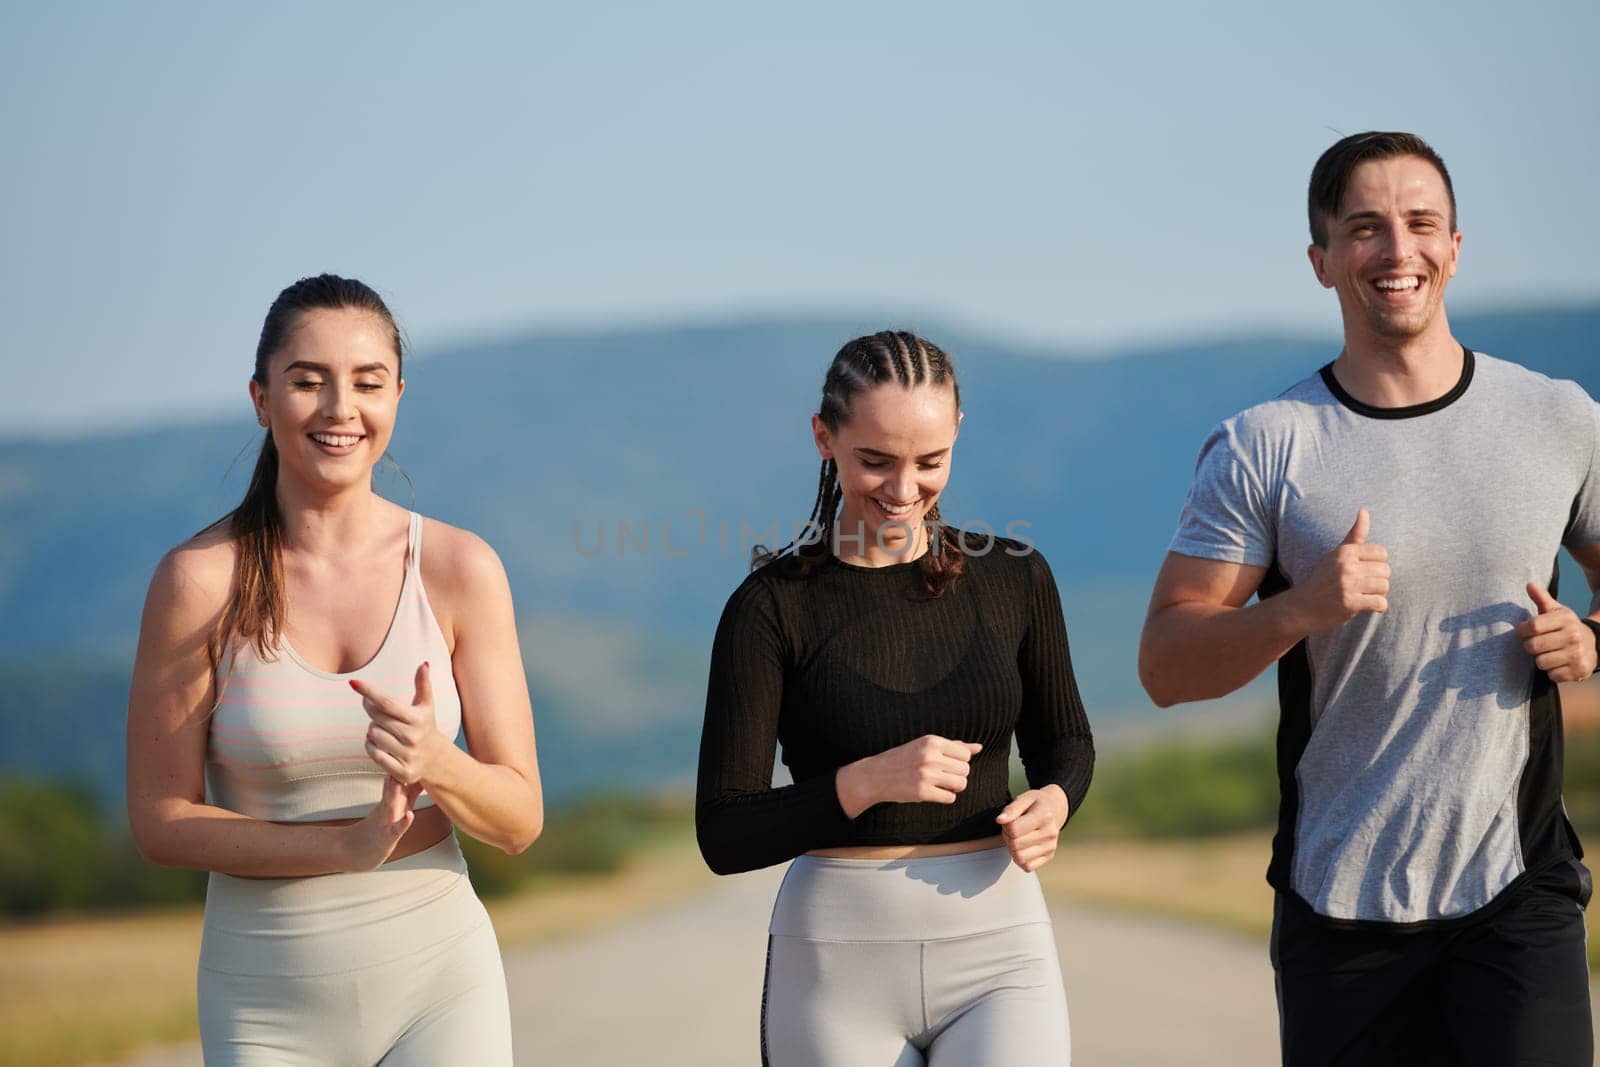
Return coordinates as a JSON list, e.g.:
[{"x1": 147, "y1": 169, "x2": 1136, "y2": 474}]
[{"x1": 1583, "y1": 618, "x2": 1600, "y2": 662}]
